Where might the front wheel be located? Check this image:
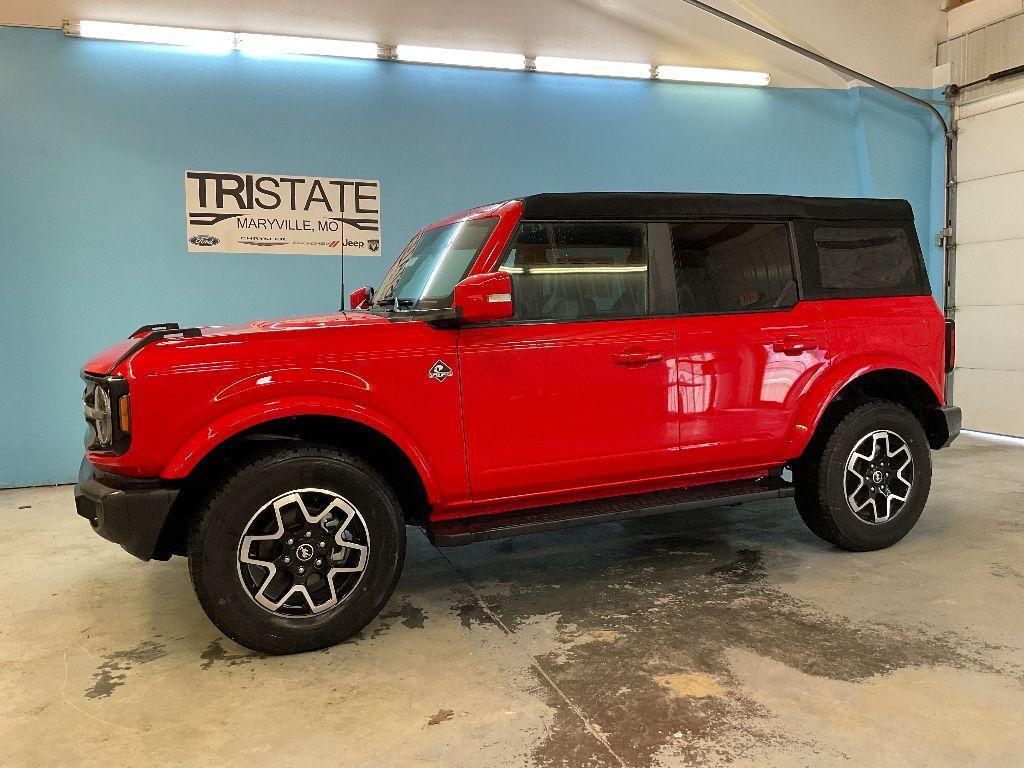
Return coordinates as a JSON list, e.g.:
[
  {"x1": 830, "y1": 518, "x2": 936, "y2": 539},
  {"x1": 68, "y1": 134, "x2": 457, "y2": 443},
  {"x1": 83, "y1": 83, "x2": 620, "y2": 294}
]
[
  {"x1": 187, "y1": 445, "x2": 406, "y2": 654},
  {"x1": 794, "y1": 400, "x2": 932, "y2": 551}
]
